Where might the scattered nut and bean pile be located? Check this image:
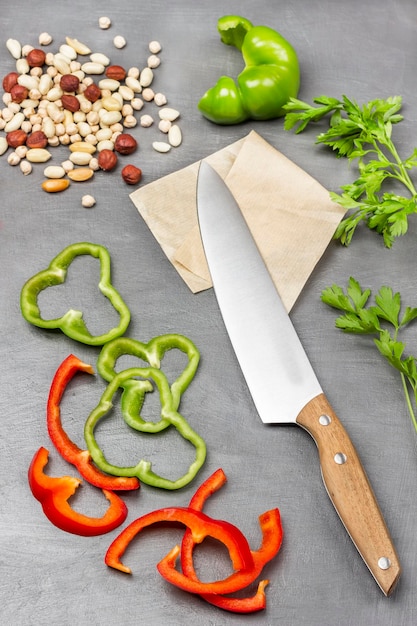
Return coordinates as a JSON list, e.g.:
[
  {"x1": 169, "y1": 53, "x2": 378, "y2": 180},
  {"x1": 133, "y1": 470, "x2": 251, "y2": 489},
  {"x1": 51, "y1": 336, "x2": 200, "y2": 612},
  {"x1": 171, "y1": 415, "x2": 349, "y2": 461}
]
[{"x1": 0, "y1": 17, "x2": 182, "y2": 205}]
